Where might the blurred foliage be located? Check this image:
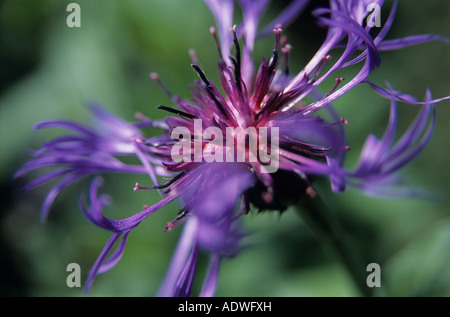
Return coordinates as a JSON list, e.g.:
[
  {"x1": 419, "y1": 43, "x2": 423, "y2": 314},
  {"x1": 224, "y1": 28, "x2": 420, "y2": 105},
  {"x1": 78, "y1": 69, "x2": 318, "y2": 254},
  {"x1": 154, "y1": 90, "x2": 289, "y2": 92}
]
[{"x1": 0, "y1": 0, "x2": 449, "y2": 297}]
